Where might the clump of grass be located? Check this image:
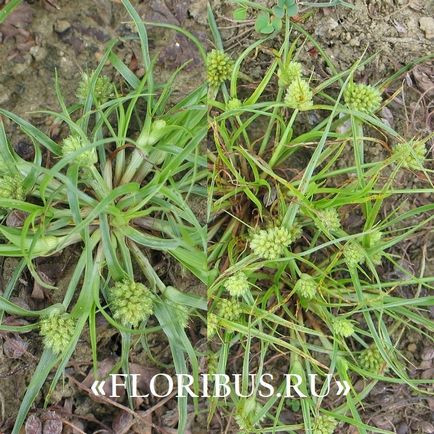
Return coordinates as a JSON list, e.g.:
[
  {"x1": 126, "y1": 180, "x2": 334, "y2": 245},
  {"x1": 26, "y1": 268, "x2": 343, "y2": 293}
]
[
  {"x1": 0, "y1": 1, "x2": 207, "y2": 432},
  {"x1": 207, "y1": 4, "x2": 433, "y2": 432}
]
